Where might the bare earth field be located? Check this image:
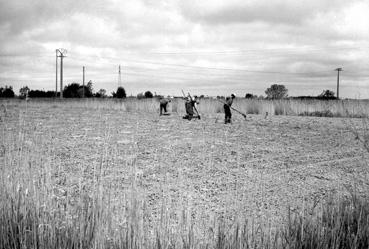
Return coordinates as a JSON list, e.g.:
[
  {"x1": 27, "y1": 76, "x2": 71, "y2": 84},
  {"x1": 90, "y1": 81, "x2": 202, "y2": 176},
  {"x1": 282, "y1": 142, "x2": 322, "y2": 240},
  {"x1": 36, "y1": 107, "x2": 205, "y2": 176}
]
[{"x1": 1, "y1": 101, "x2": 369, "y2": 235}]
